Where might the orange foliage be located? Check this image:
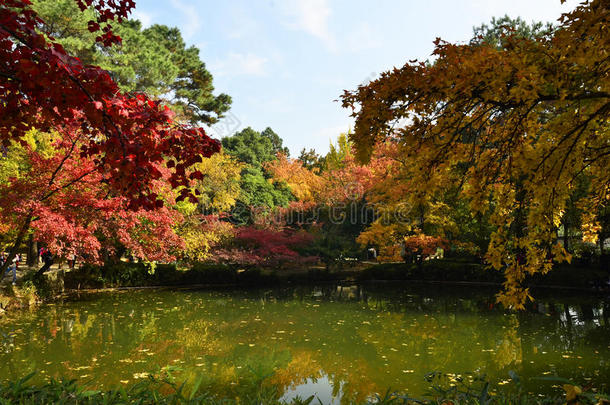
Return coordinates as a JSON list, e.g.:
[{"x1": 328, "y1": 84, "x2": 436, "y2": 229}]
[
  {"x1": 265, "y1": 153, "x2": 324, "y2": 202},
  {"x1": 402, "y1": 234, "x2": 448, "y2": 262}
]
